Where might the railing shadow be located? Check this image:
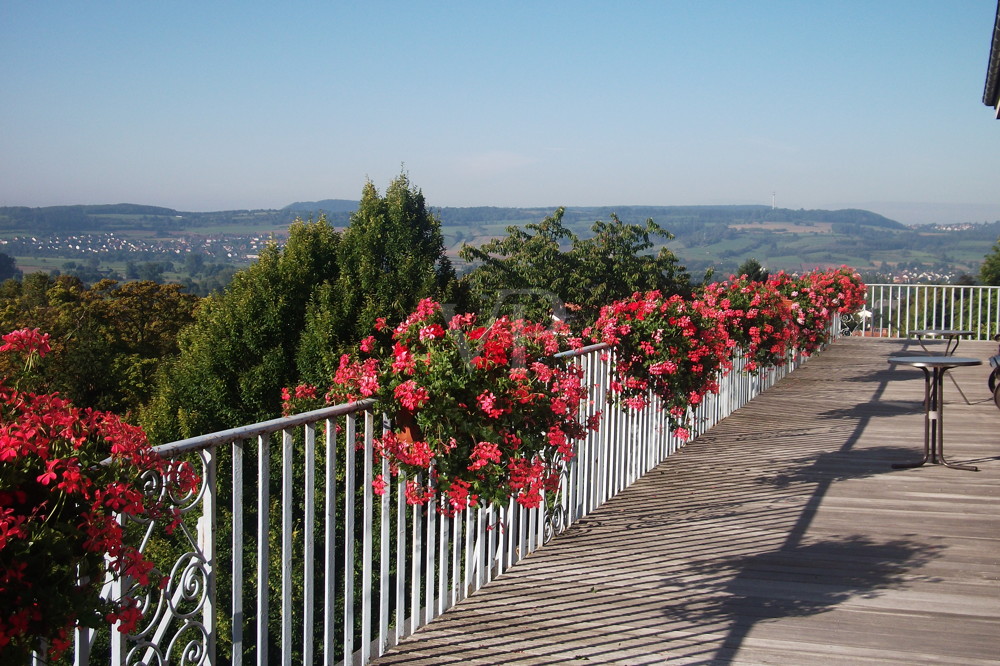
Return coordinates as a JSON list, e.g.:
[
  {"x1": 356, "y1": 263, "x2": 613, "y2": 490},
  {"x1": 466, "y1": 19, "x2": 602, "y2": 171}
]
[
  {"x1": 692, "y1": 338, "x2": 909, "y2": 663},
  {"x1": 658, "y1": 536, "x2": 943, "y2": 663},
  {"x1": 370, "y1": 338, "x2": 996, "y2": 665}
]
